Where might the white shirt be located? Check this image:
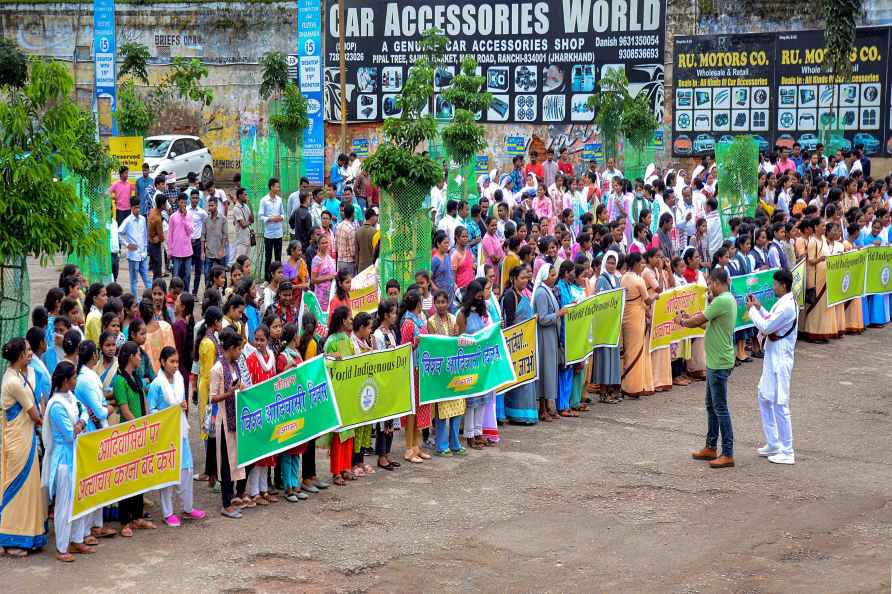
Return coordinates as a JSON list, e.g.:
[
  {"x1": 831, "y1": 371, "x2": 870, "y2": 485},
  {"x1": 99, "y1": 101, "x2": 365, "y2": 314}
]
[
  {"x1": 602, "y1": 167, "x2": 622, "y2": 188},
  {"x1": 437, "y1": 214, "x2": 460, "y2": 249},
  {"x1": 118, "y1": 213, "x2": 148, "y2": 261},
  {"x1": 187, "y1": 205, "x2": 208, "y2": 241},
  {"x1": 748, "y1": 292, "x2": 798, "y2": 405},
  {"x1": 430, "y1": 185, "x2": 447, "y2": 223},
  {"x1": 259, "y1": 194, "x2": 284, "y2": 239}
]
